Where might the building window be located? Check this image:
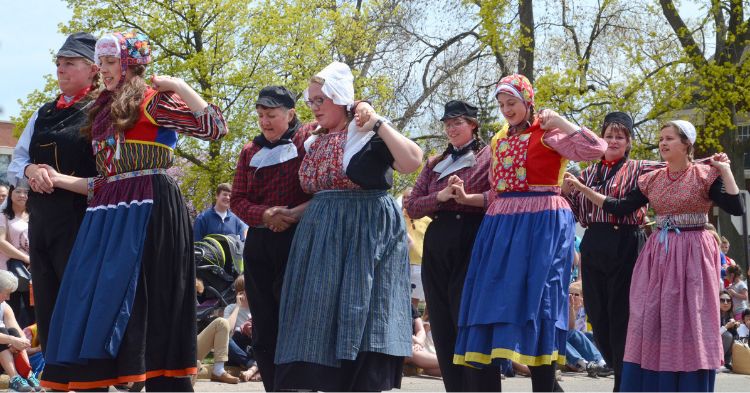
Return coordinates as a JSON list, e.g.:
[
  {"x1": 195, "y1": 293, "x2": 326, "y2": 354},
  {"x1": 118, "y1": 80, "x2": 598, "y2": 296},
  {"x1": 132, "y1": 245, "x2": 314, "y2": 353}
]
[
  {"x1": 745, "y1": 152, "x2": 750, "y2": 170},
  {"x1": 739, "y1": 124, "x2": 750, "y2": 141}
]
